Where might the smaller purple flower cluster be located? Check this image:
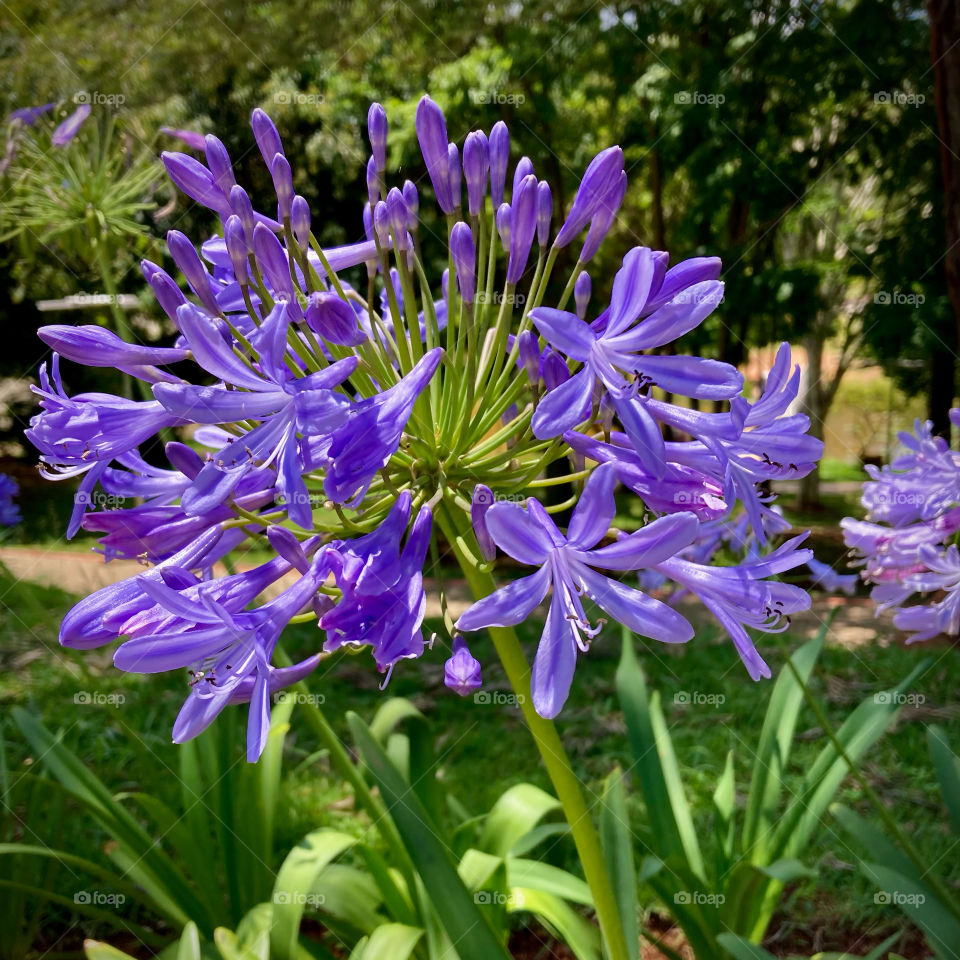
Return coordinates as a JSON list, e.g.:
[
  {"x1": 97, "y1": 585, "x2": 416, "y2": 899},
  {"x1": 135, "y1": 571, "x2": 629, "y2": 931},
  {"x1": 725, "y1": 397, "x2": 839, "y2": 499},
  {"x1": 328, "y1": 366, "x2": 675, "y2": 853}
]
[
  {"x1": 843, "y1": 411, "x2": 960, "y2": 641},
  {"x1": 0, "y1": 474, "x2": 21, "y2": 527}
]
